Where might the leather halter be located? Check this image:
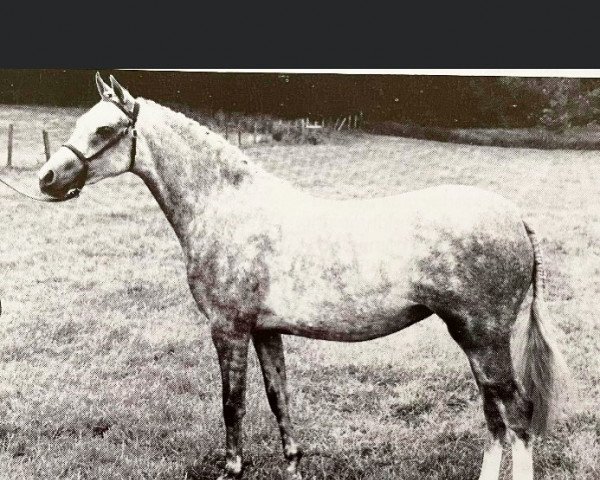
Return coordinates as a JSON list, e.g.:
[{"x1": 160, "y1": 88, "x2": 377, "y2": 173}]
[
  {"x1": 62, "y1": 100, "x2": 139, "y2": 173},
  {"x1": 0, "y1": 99, "x2": 140, "y2": 203}
]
